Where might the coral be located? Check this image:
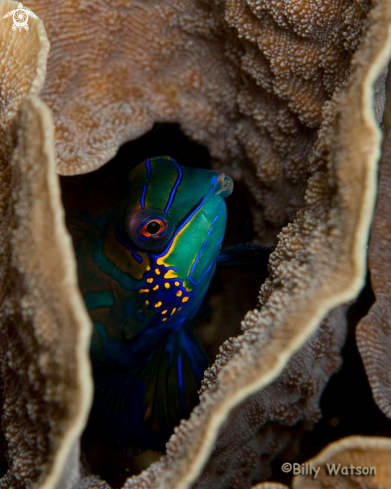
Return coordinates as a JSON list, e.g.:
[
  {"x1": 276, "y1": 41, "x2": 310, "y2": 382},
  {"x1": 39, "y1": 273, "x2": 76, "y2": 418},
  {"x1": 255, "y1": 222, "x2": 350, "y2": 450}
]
[
  {"x1": 0, "y1": 0, "x2": 390, "y2": 488},
  {"x1": 0, "y1": 94, "x2": 92, "y2": 488},
  {"x1": 252, "y1": 485, "x2": 288, "y2": 489},
  {"x1": 192, "y1": 308, "x2": 347, "y2": 488},
  {"x1": 291, "y1": 436, "x2": 391, "y2": 488},
  {"x1": 74, "y1": 476, "x2": 111, "y2": 489},
  {"x1": 0, "y1": 3, "x2": 92, "y2": 486},
  {"x1": 251, "y1": 436, "x2": 391, "y2": 488},
  {"x1": 0, "y1": 0, "x2": 48, "y2": 146},
  {"x1": 357, "y1": 131, "x2": 391, "y2": 419},
  {"x1": 31, "y1": 0, "x2": 368, "y2": 237}
]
